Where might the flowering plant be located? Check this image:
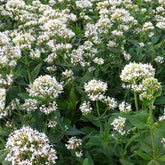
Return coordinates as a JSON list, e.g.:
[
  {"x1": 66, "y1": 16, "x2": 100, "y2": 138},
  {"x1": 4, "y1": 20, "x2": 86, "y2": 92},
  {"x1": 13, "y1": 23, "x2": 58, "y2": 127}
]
[{"x1": 0, "y1": 0, "x2": 165, "y2": 165}]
